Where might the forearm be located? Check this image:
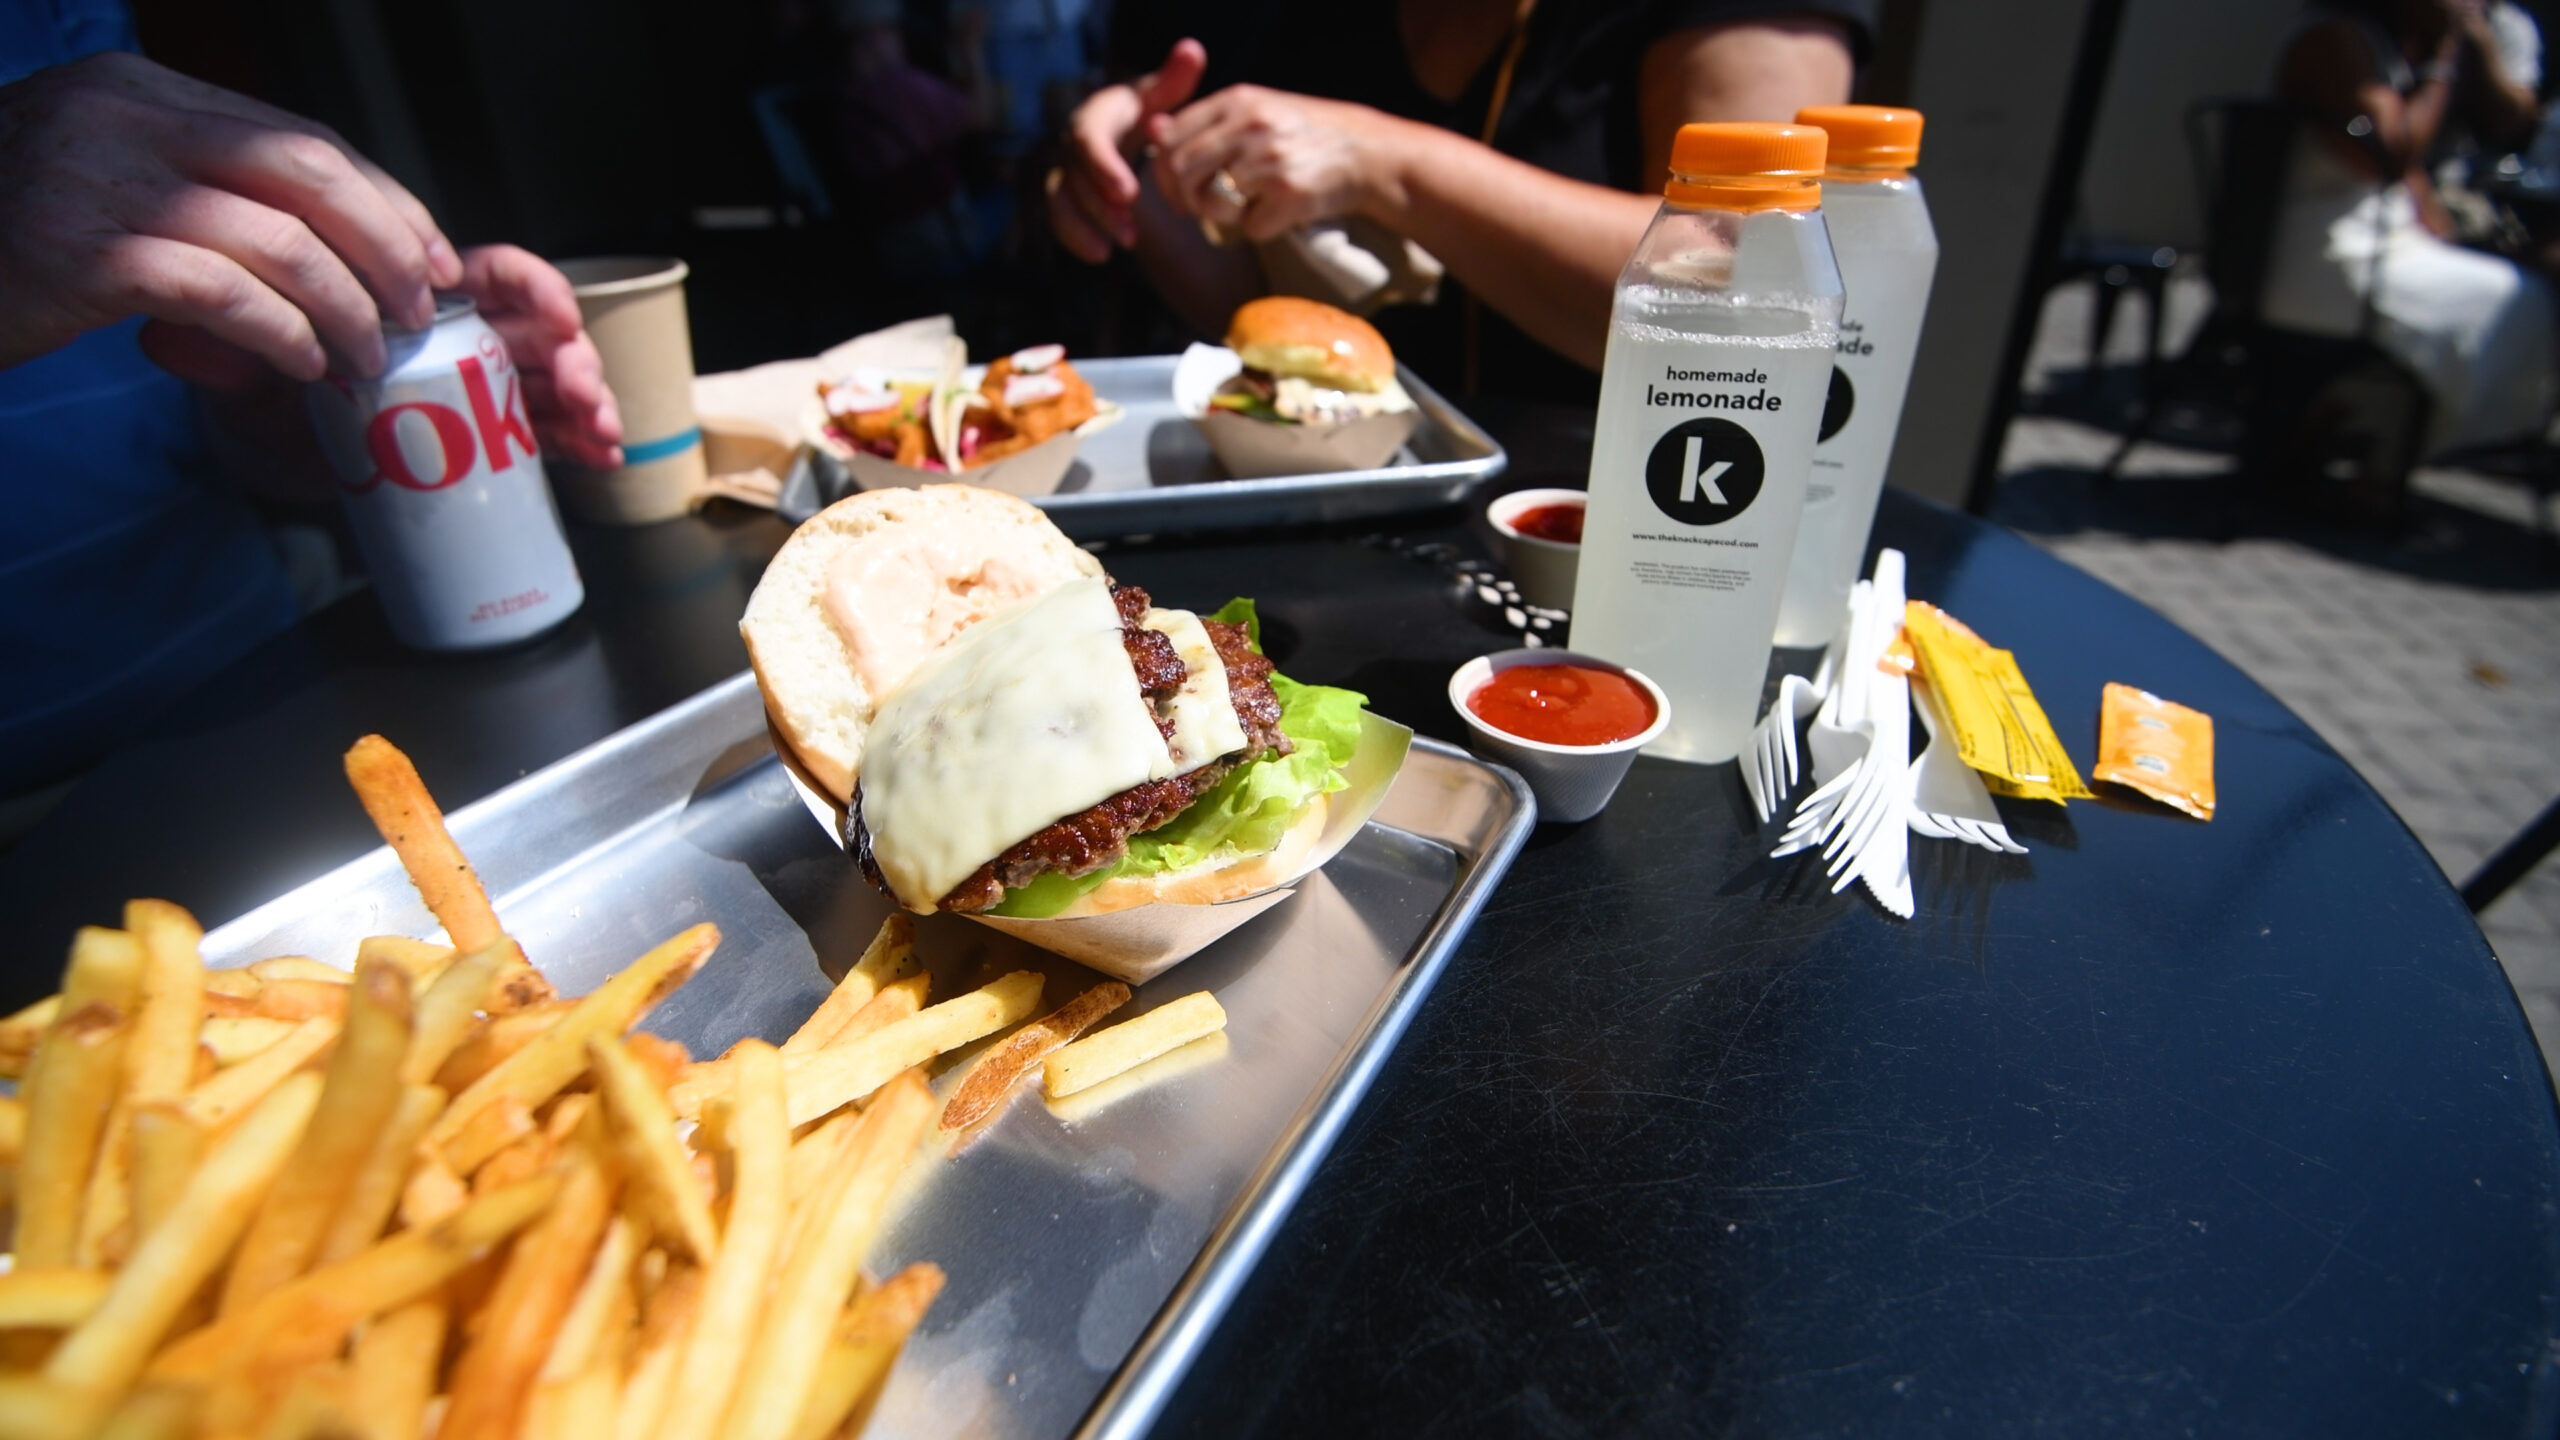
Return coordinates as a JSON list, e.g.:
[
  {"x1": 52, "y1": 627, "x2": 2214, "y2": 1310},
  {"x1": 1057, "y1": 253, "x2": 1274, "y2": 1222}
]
[{"x1": 1359, "y1": 118, "x2": 1654, "y2": 370}]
